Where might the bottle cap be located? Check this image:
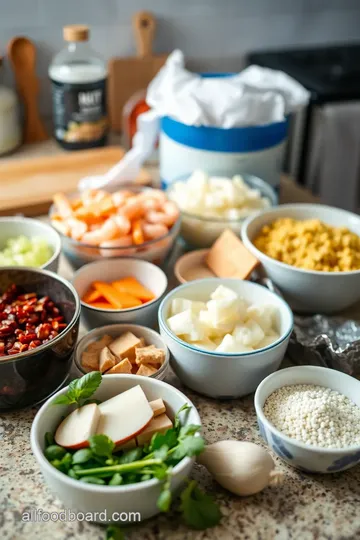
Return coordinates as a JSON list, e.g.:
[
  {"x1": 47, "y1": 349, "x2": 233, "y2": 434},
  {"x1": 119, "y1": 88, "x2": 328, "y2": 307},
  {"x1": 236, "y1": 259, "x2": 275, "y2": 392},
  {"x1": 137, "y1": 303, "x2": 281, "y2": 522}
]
[{"x1": 63, "y1": 25, "x2": 89, "y2": 42}]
